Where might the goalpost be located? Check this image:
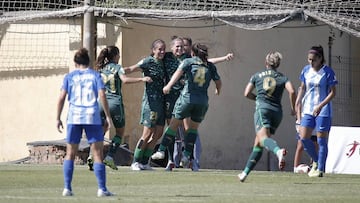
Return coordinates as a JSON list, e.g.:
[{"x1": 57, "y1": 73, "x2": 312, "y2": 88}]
[
  {"x1": 1, "y1": 1, "x2": 359, "y2": 33},
  {"x1": 1, "y1": 0, "x2": 359, "y2": 70},
  {"x1": 0, "y1": 0, "x2": 360, "y2": 68}
]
